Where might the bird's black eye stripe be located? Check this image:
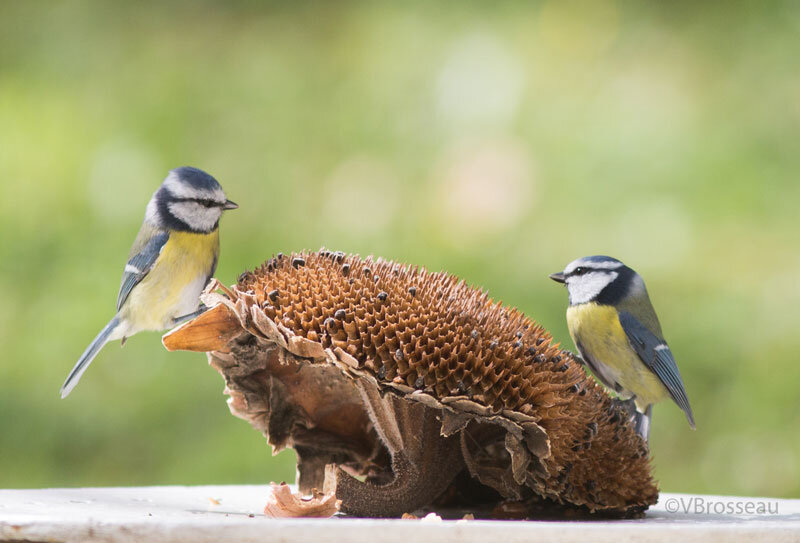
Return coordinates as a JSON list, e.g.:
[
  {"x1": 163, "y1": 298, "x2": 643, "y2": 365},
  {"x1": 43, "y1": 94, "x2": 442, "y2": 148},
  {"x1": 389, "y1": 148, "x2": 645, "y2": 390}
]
[
  {"x1": 172, "y1": 197, "x2": 222, "y2": 208},
  {"x1": 569, "y1": 266, "x2": 598, "y2": 276}
]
